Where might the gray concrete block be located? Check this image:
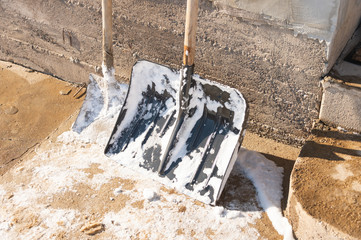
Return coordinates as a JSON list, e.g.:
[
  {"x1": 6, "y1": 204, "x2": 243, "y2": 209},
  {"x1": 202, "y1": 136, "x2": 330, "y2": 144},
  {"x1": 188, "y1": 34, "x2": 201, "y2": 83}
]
[{"x1": 320, "y1": 80, "x2": 361, "y2": 132}]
